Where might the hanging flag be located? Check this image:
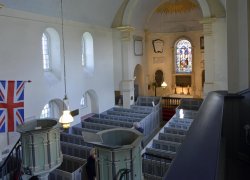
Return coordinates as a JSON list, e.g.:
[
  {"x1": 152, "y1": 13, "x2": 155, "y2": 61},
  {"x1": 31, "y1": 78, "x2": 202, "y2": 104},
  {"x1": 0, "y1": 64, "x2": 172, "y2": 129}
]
[{"x1": 0, "y1": 80, "x2": 26, "y2": 132}]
